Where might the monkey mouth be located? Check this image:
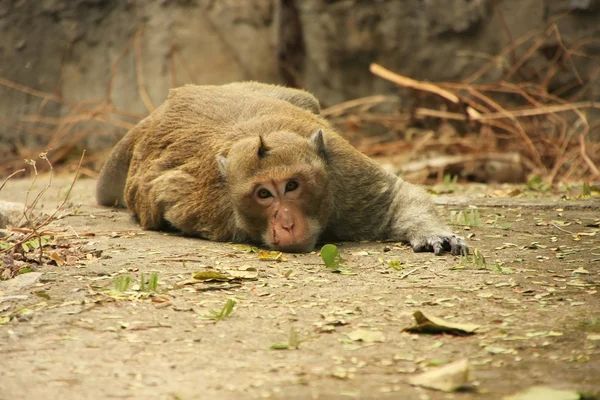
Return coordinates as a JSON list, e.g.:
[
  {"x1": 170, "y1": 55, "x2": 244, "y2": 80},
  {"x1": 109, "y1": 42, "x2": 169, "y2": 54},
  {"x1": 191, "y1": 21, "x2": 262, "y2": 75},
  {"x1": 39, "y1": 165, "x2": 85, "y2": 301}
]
[
  {"x1": 270, "y1": 240, "x2": 316, "y2": 253},
  {"x1": 269, "y1": 230, "x2": 317, "y2": 253}
]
